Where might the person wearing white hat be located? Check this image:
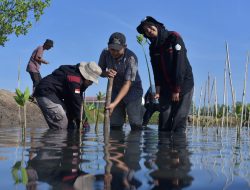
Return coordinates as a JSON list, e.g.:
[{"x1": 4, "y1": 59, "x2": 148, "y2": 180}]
[{"x1": 34, "y1": 61, "x2": 102, "y2": 129}]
